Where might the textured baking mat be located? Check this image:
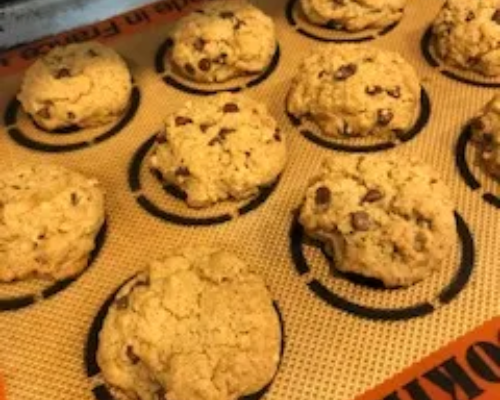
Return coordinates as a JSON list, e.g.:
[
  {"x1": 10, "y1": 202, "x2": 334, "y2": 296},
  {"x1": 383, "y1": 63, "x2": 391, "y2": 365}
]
[{"x1": 0, "y1": 0, "x2": 499, "y2": 400}]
